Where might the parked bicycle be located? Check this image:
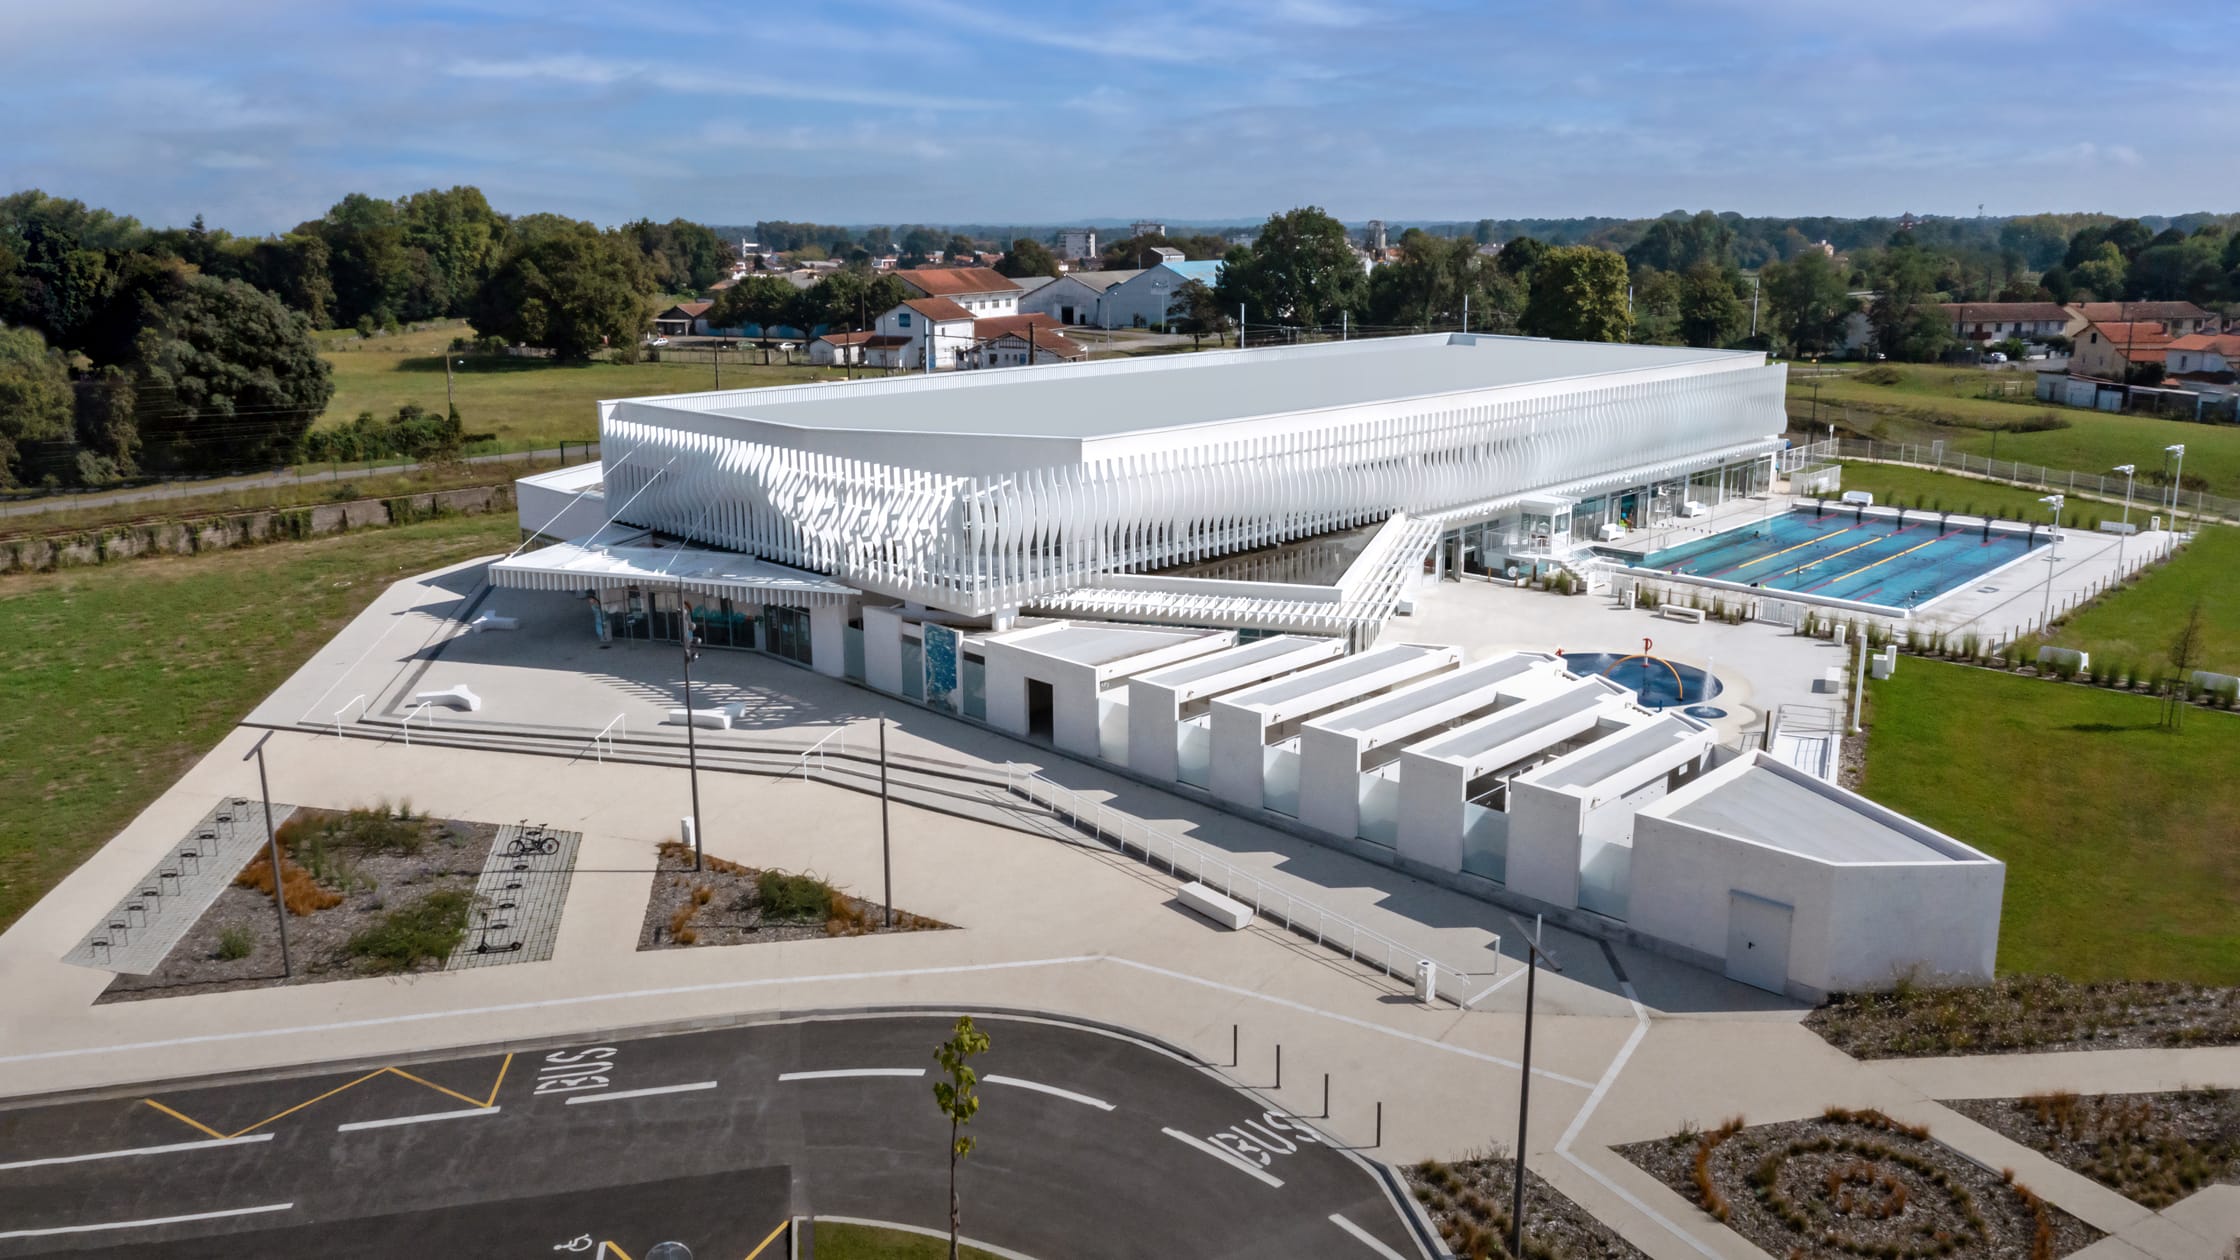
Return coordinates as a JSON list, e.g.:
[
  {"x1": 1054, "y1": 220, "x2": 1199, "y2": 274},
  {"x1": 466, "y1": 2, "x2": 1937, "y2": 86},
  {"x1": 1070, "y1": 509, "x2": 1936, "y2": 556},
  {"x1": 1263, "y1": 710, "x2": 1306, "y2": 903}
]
[{"x1": 506, "y1": 825, "x2": 560, "y2": 857}]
